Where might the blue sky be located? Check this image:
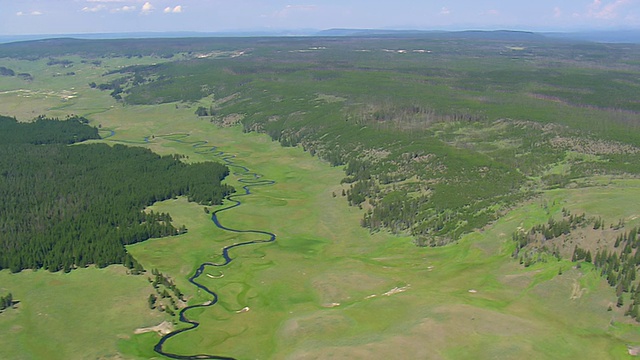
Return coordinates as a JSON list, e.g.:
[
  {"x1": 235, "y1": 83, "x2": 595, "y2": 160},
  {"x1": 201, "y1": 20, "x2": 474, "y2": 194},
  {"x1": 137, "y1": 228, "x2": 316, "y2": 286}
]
[{"x1": 1, "y1": 0, "x2": 639, "y2": 35}]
